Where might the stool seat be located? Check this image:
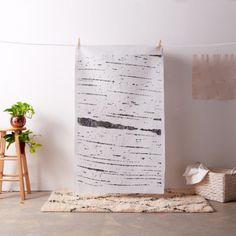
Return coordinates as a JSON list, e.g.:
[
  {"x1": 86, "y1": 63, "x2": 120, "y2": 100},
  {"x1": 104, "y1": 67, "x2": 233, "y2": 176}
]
[{"x1": 0, "y1": 127, "x2": 31, "y2": 201}]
